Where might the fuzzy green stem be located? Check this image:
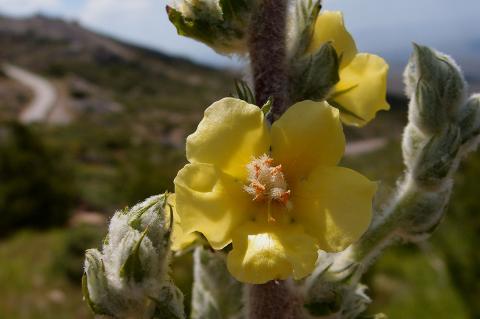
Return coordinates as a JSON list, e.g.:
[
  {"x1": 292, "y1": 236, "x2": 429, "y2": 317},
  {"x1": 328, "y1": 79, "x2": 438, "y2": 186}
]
[{"x1": 248, "y1": 0, "x2": 289, "y2": 122}]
